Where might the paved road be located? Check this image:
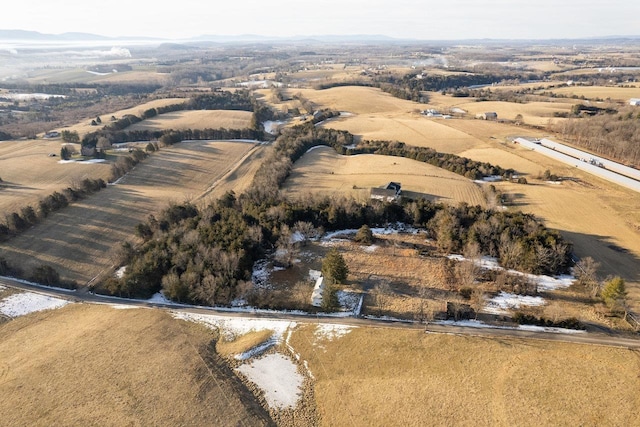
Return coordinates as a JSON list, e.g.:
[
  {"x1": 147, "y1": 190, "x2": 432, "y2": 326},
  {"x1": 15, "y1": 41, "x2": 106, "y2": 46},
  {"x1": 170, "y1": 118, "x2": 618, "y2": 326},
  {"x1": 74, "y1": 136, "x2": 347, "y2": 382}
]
[
  {"x1": 514, "y1": 137, "x2": 640, "y2": 193},
  {"x1": 2, "y1": 276, "x2": 639, "y2": 349}
]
